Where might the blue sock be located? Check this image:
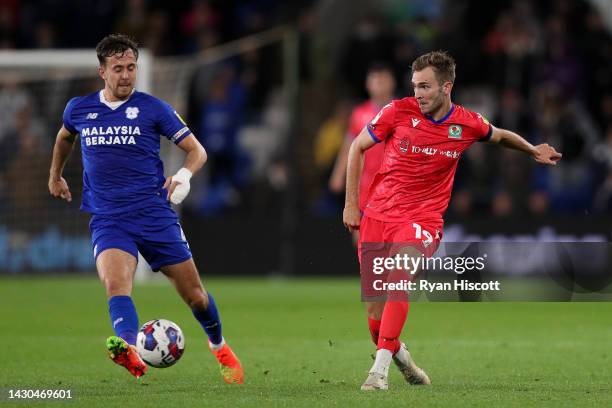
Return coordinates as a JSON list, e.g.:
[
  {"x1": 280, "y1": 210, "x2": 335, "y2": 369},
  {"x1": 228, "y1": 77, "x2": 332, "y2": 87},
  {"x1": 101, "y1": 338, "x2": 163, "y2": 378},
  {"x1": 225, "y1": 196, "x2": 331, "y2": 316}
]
[
  {"x1": 192, "y1": 293, "x2": 223, "y2": 345},
  {"x1": 108, "y1": 295, "x2": 139, "y2": 345}
]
